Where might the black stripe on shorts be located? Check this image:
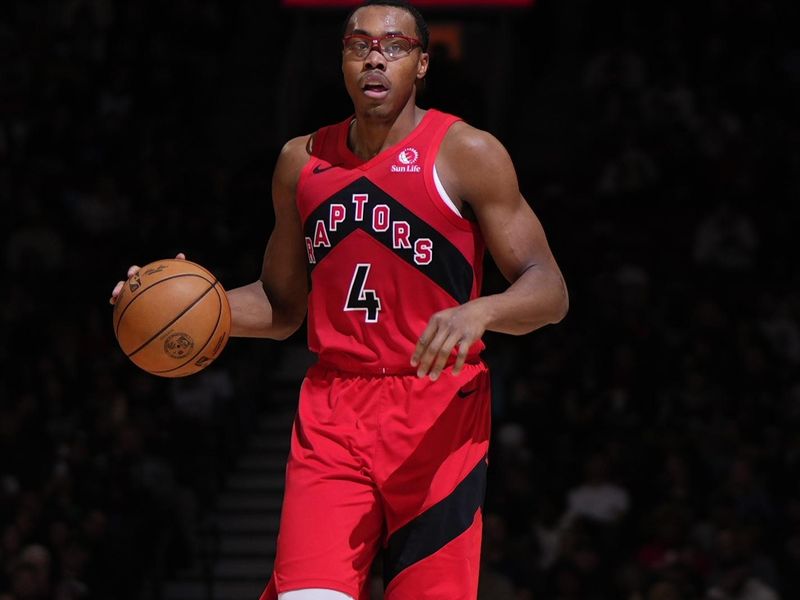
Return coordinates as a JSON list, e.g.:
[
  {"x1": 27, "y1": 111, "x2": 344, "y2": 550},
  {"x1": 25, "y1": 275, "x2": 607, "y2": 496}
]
[{"x1": 383, "y1": 456, "x2": 488, "y2": 586}]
